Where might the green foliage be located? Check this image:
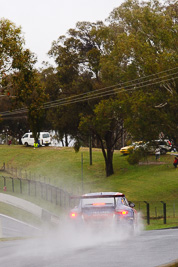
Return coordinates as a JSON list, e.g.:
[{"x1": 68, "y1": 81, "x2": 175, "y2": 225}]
[
  {"x1": 12, "y1": 69, "x2": 48, "y2": 142},
  {"x1": 127, "y1": 147, "x2": 148, "y2": 165},
  {"x1": 0, "y1": 18, "x2": 36, "y2": 76},
  {"x1": 127, "y1": 148, "x2": 140, "y2": 165},
  {"x1": 73, "y1": 138, "x2": 82, "y2": 153},
  {"x1": 0, "y1": 18, "x2": 42, "y2": 142},
  {"x1": 46, "y1": 0, "x2": 178, "y2": 175}
]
